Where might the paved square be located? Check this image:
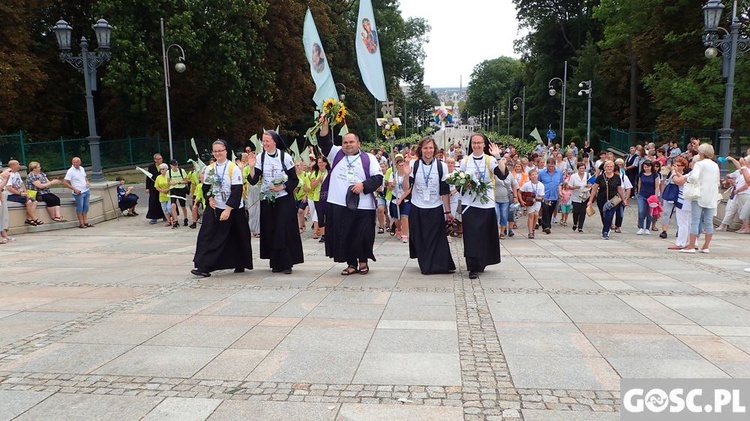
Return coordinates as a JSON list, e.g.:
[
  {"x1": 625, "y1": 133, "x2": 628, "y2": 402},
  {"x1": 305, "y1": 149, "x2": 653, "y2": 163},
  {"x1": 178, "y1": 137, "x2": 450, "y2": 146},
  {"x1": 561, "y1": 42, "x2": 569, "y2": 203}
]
[{"x1": 1, "y1": 205, "x2": 749, "y2": 420}]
